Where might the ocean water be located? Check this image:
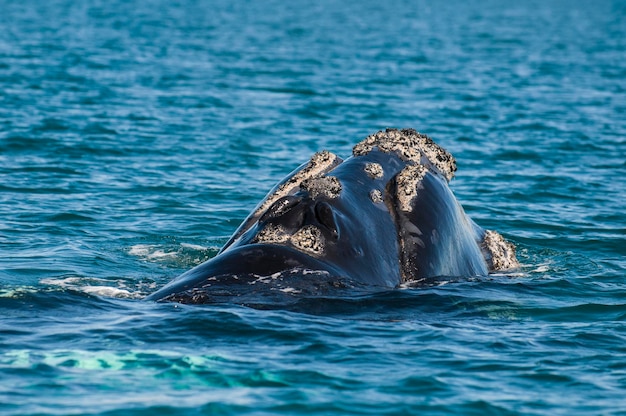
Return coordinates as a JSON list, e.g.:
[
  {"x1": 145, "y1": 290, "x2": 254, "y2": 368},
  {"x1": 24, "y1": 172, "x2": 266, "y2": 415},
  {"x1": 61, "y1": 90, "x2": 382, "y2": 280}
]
[{"x1": 1, "y1": 0, "x2": 625, "y2": 414}]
